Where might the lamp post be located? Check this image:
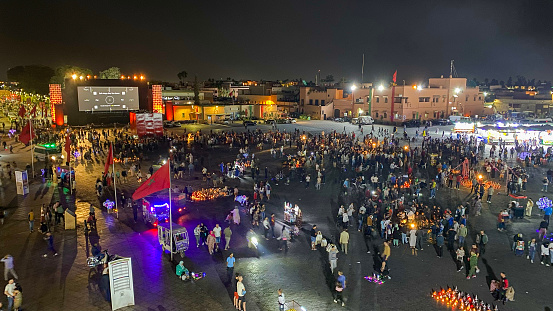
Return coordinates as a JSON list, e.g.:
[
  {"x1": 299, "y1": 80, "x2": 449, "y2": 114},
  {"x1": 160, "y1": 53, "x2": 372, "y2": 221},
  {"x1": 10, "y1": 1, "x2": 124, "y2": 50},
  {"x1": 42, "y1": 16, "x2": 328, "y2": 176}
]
[{"x1": 351, "y1": 84, "x2": 357, "y2": 117}]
